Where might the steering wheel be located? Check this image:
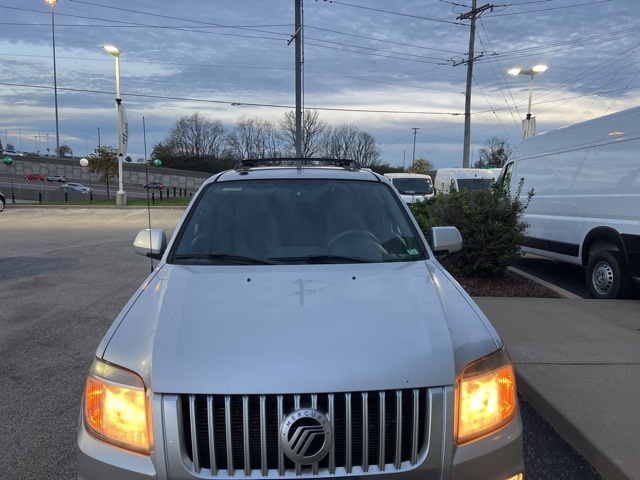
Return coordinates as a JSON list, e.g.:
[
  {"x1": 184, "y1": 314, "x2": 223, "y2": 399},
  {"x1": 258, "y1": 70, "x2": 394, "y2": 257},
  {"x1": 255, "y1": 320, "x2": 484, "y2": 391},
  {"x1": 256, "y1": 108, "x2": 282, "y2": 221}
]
[{"x1": 327, "y1": 229, "x2": 381, "y2": 250}]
